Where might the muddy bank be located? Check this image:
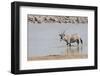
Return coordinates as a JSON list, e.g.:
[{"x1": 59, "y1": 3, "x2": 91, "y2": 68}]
[{"x1": 28, "y1": 53, "x2": 88, "y2": 61}]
